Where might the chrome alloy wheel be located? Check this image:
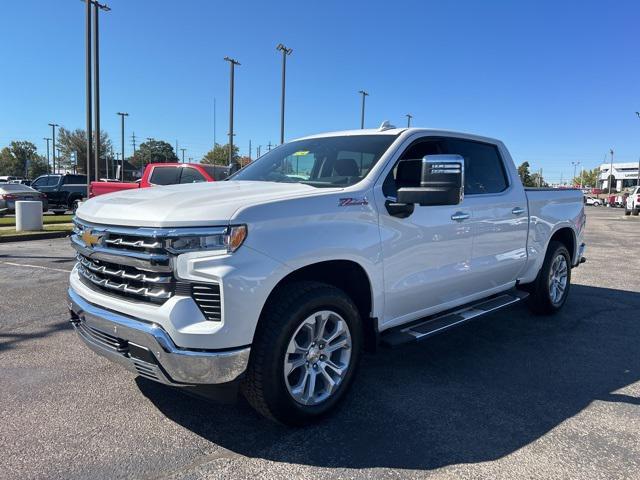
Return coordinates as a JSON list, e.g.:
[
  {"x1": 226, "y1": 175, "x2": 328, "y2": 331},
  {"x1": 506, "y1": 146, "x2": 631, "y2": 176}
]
[
  {"x1": 548, "y1": 254, "x2": 568, "y2": 305},
  {"x1": 283, "y1": 310, "x2": 352, "y2": 406}
]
